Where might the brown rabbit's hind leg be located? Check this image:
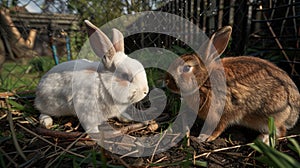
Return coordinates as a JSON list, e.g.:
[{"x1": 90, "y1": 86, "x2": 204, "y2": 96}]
[
  {"x1": 277, "y1": 124, "x2": 287, "y2": 138},
  {"x1": 257, "y1": 133, "x2": 270, "y2": 144},
  {"x1": 256, "y1": 124, "x2": 271, "y2": 144},
  {"x1": 257, "y1": 124, "x2": 287, "y2": 145}
]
